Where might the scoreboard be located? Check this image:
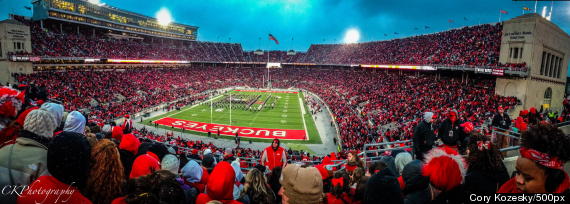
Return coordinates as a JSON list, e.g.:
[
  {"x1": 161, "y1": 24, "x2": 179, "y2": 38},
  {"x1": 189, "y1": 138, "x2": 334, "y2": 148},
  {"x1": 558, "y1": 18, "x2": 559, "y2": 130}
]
[{"x1": 32, "y1": 0, "x2": 198, "y2": 40}]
